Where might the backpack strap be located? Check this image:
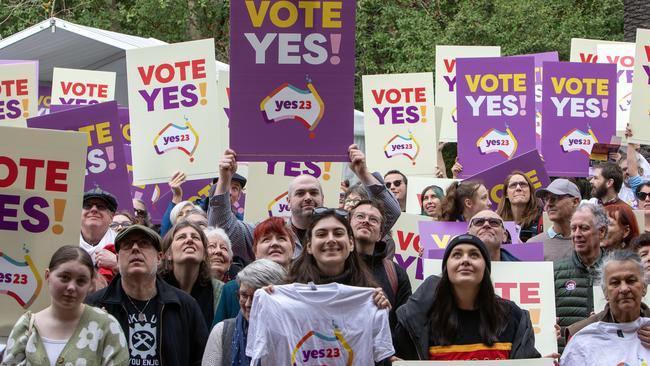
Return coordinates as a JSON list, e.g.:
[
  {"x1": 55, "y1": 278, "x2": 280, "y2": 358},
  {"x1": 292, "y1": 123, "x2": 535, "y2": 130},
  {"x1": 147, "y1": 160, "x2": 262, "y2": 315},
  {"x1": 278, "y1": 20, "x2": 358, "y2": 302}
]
[{"x1": 383, "y1": 259, "x2": 398, "y2": 298}]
